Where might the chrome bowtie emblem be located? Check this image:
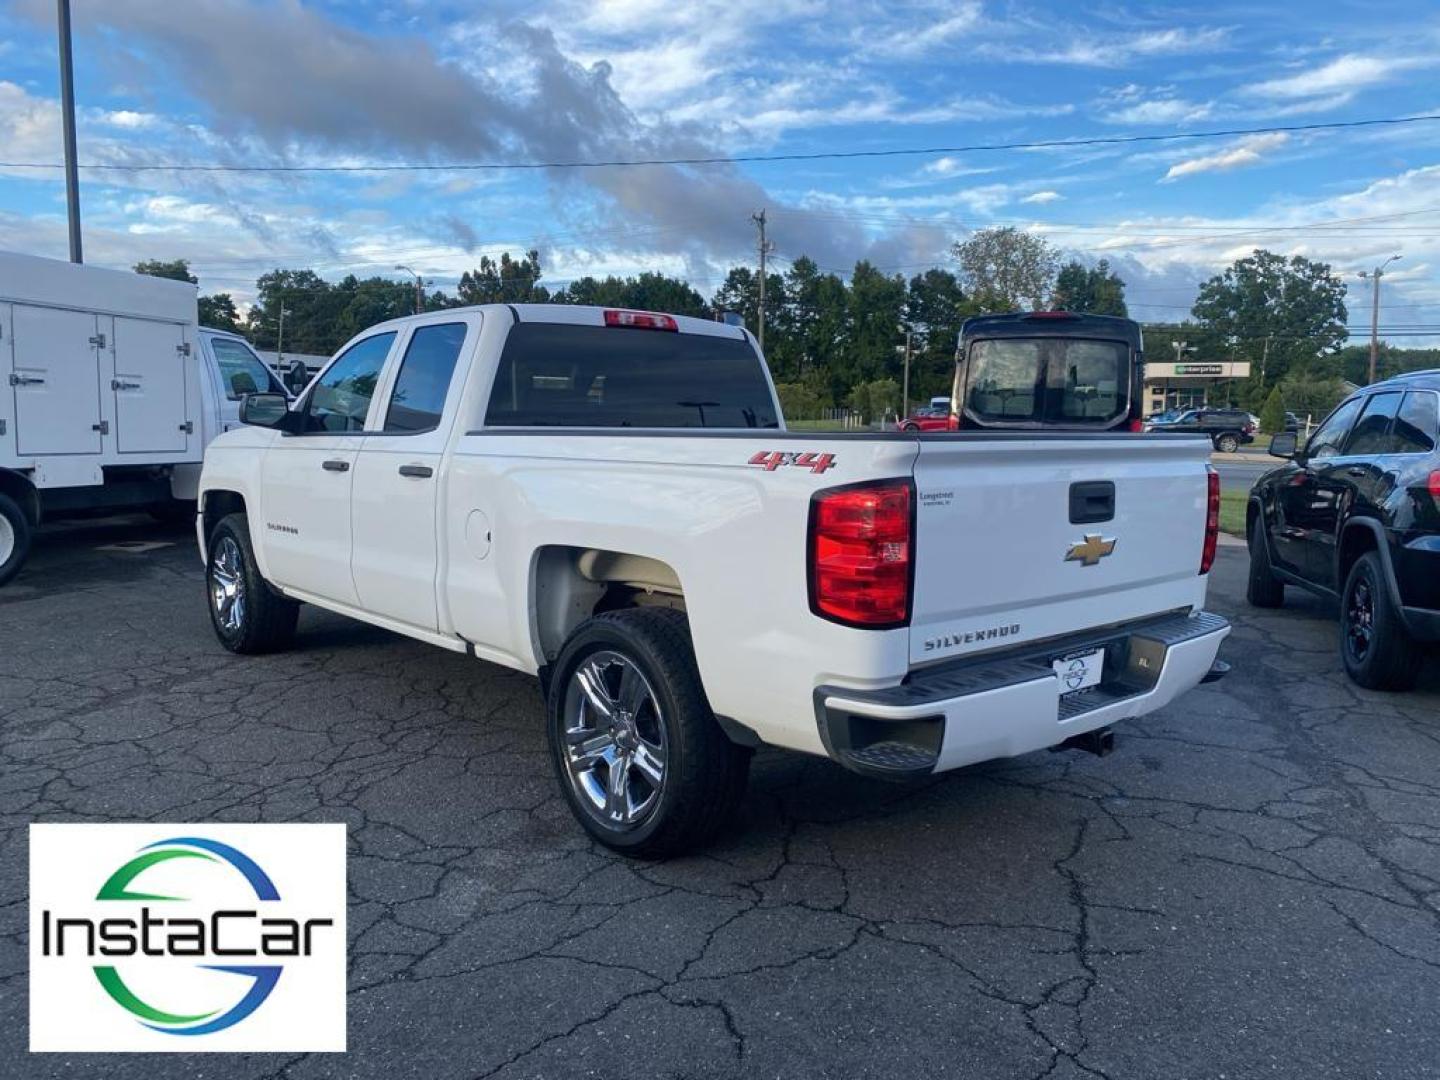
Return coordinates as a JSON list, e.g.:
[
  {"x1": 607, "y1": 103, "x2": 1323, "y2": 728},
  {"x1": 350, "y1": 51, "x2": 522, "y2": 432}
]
[{"x1": 1065, "y1": 534, "x2": 1117, "y2": 567}]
